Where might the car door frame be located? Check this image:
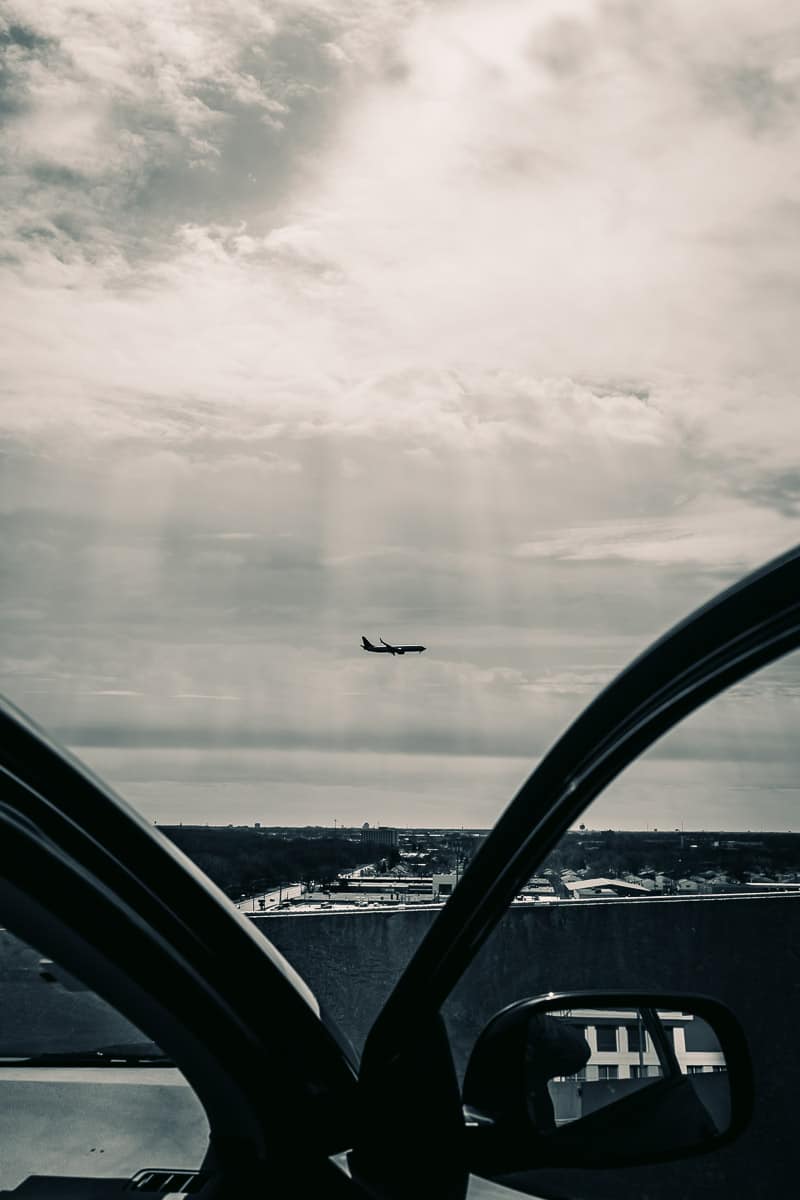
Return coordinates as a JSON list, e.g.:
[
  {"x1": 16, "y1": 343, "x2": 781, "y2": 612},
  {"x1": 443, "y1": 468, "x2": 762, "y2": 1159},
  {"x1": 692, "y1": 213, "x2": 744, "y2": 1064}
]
[{"x1": 344, "y1": 545, "x2": 800, "y2": 1198}]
